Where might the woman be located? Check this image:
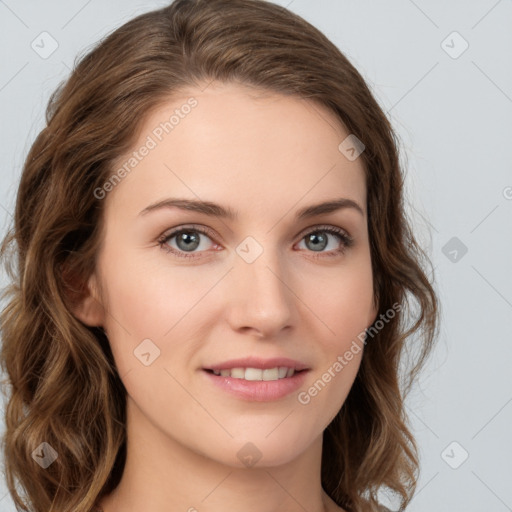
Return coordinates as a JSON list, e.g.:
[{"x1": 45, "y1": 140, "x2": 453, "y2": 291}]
[{"x1": 0, "y1": 1, "x2": 438, "y2": 511}]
